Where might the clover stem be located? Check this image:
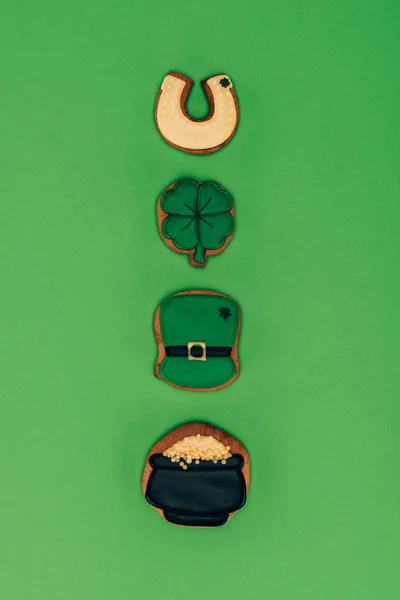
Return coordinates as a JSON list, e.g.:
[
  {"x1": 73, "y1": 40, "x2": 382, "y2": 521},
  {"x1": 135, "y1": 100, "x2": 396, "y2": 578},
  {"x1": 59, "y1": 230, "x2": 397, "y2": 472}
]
[{"x1": 193, "y1": 243, "x2": 206, "y2": 265}]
